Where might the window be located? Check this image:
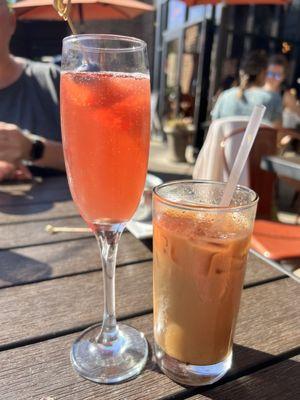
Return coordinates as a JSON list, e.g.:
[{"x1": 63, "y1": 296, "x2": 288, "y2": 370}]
[
  {"x1": 188, "y1": 5, "x2": 206, "y2": 23},
  {"x1": 163, "y1": 39, "x2": 180, "y2": 119},
  {"x1": 167, "y1": 0, "x2": 187, "y2": 30},
  {"x1": 215, "y1": 4, "x2": 223, "y2": 24},
  {"x1": 179, "y1": 25, "x2": 201, "y2": 119}
]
